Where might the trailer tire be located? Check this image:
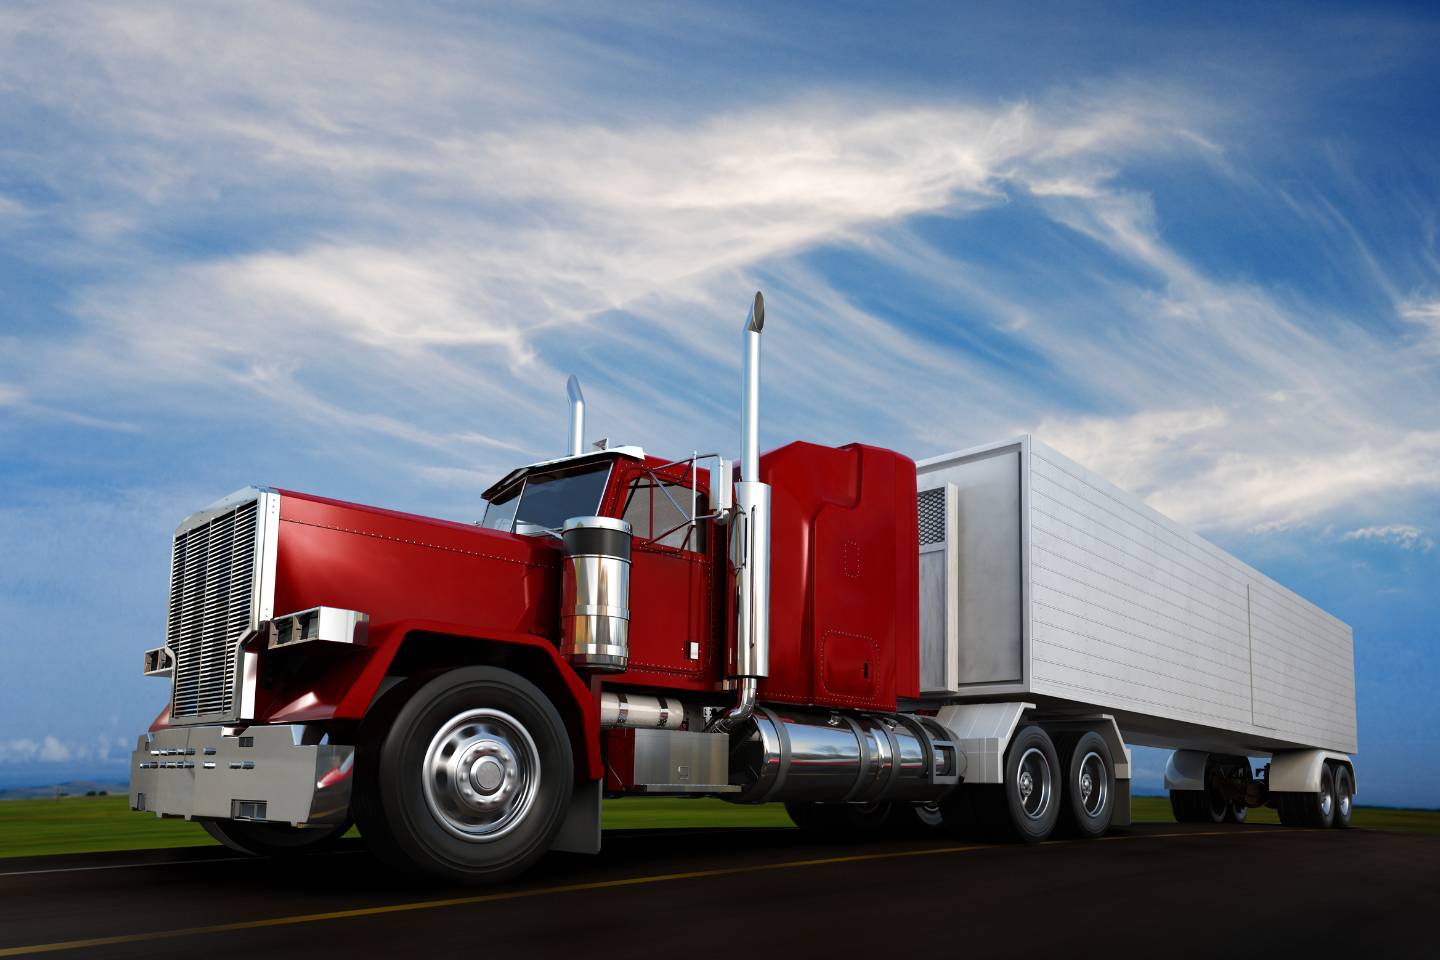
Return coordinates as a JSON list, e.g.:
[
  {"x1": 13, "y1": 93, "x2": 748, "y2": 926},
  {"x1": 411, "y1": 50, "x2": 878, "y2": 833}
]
[
  {"x1": 1332, "y1": 764, "x2": 1354, "y2": 829},
  {"x1": 993, "y1": 725, "x2": 1061, "y2": 843},
  {"x1": 355, "y1": 666, "x2": 573, "y2": 883},
  {"x1": 1295, "y1": 763, "x2": 1337, "y2": 829},
  {"x1": 201, "y1": 818, "x2": 351, "y2": 858},
  {"x1": 1169, "y1": 790, "x2": 1203, "y2": 823},
  {"x1": 1058, "y1": 731, "x2": 1114, "y2": 839}
]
